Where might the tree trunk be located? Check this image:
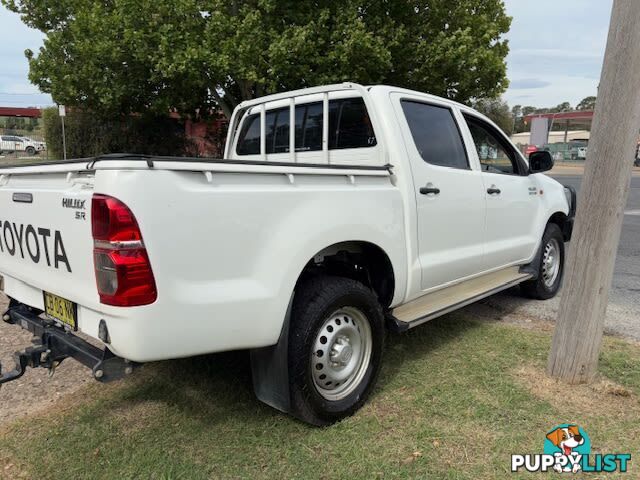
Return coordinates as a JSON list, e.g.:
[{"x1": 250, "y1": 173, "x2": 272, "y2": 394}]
[
  {"x1": 211, "y1": 88, "x2": 233, "y2": 120},
  {"x1": 548, "y1": 0, "x2": 640, "y2": 383}
]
